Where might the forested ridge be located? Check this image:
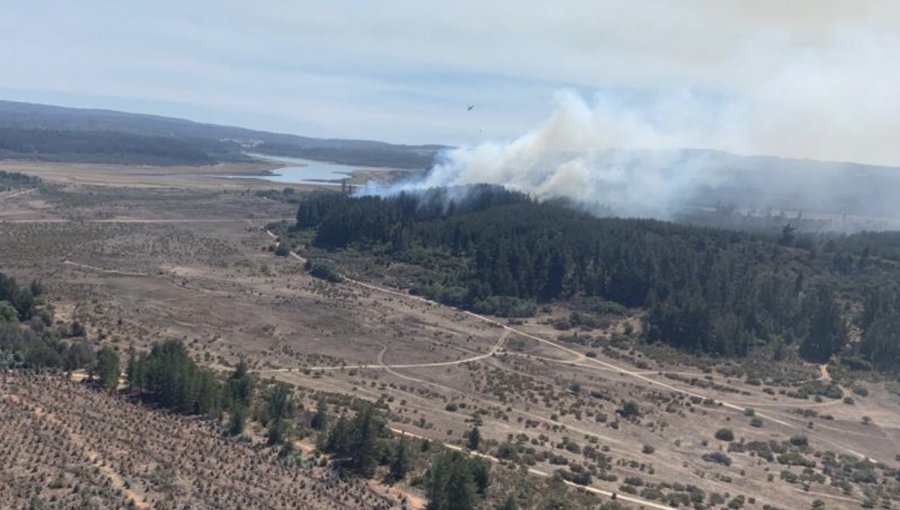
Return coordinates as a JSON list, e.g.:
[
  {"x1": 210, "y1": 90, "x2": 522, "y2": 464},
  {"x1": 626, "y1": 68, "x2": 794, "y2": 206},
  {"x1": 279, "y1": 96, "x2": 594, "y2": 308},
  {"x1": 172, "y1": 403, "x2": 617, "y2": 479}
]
[
  {"x1": 0, "y1": 127, "x2": 245, "y2": 166},
  {"x1": 292, "y1": 187, "x2": 900, "y2": 369},
  {"x1": 0, "y1": 100, "x2": 441, "y2": 169}
]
